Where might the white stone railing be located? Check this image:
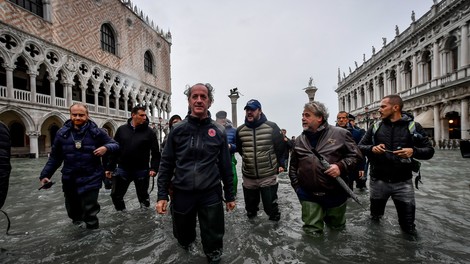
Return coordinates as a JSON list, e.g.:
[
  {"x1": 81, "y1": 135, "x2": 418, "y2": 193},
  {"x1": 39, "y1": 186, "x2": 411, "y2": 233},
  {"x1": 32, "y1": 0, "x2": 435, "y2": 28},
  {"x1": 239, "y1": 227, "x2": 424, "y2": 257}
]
[
  {"x1": 87, "y1": 104, "x2": 96, "y2": 112},
  {"x1": 0, "y1": 86, "x2": 6, "y2": 98},
  {"x1": 36, "y1": 93, "x2": 51, "y2": 105},
  {"x1": 14, "y1": 89, "x2": 30, "y2": 102},
  {"x1": 56, "y1": 97, "x2": 66, "y2": 107},
  {"x1": 97, "y1": 106, "x2": 106, "y2": 114}
]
